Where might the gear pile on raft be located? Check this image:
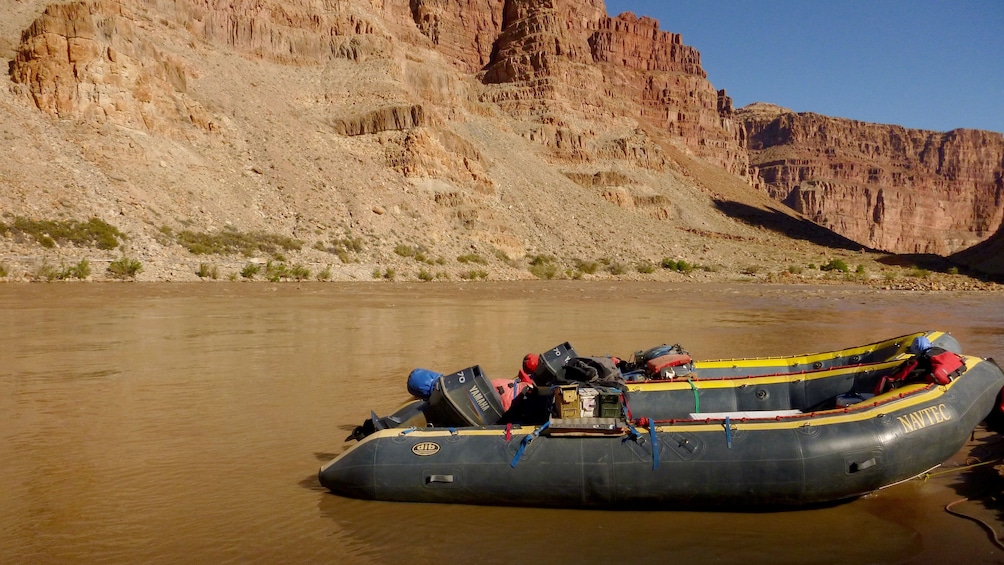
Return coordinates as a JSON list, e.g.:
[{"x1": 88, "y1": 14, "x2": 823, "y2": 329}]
[{"x1": 320, "y1": 331, "x2": 1004, "y2": 509}]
